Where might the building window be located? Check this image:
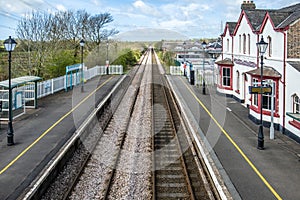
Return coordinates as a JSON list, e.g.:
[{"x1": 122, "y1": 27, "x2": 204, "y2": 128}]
[
  {"x1": 248, "y1": 34, "x2": 251, "y2": 54},
  {"x1": 227, "y1": 39, "x2": 230, "y2": 52},
  {"x1": 222, "y1": 67, "x2": 231, "y2": 87},
  {"x1": 253, "y1": 78, "x2": 258, "y2": 106},
  {"x1": 262, "y1": 93, "x2": 275, "y2": 110},
  {"x1": 268, "y1": 36, "x2": 272, "y2": 57},
  {"x1": 243, "y1": 34, "x2": 246, "y2": 54},
  {"x1": 294, "y1": 95, "x2": 300, "y2": 113},
  {"x1": 239, "y1": 35, "x2": 241, "y2": 53}
]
